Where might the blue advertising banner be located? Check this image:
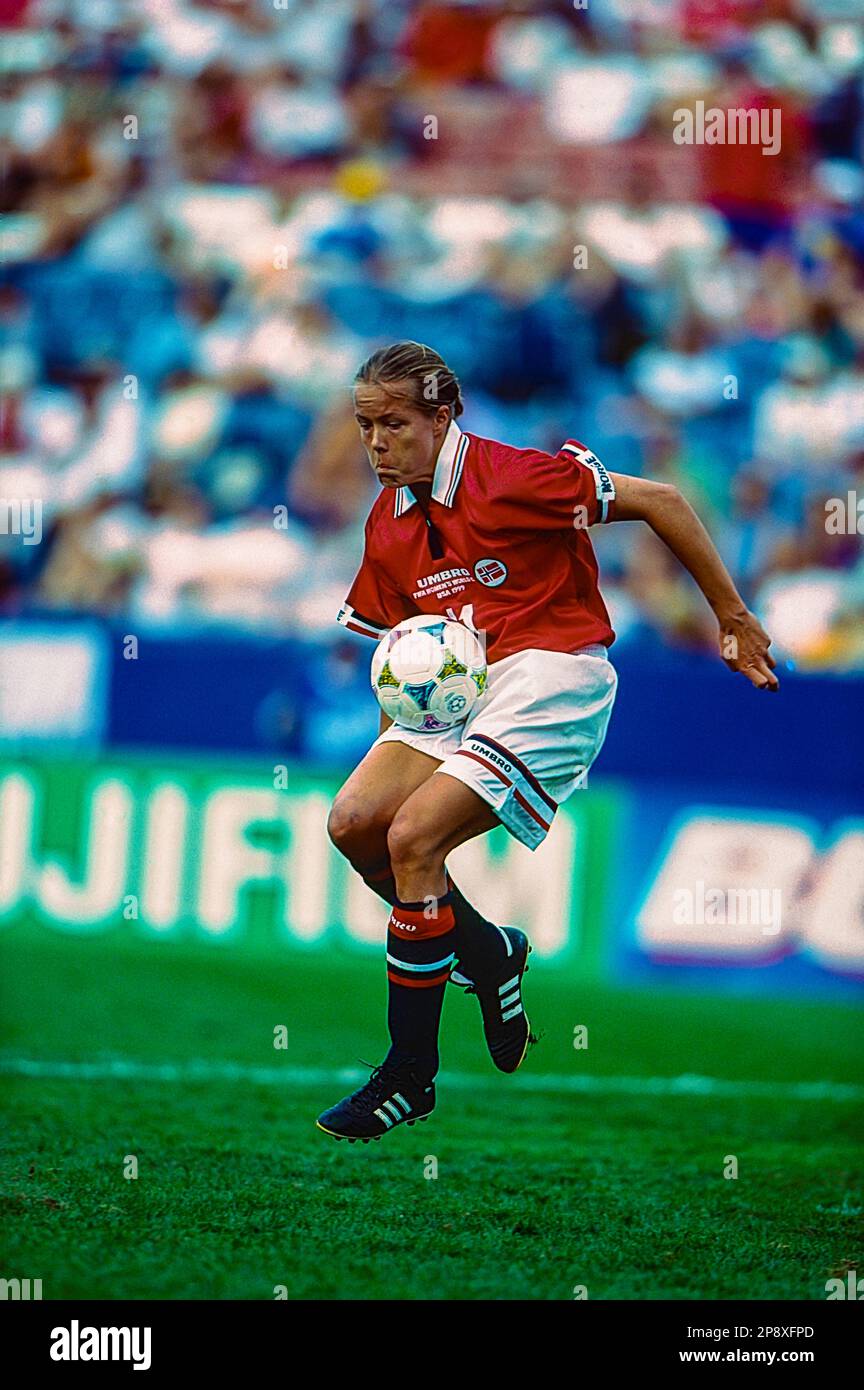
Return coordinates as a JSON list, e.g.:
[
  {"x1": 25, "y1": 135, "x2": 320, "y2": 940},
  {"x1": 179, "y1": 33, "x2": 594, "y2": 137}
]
[{"x1": 609, "y1": 785, "x2": 864, "y2": 999}]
